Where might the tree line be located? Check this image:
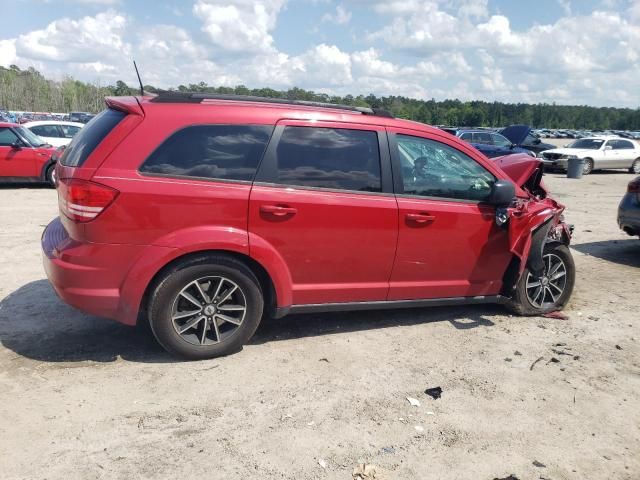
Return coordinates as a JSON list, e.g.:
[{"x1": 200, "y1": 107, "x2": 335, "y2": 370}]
[{"x1": 1, "y1": 64, "x2": 639, "y2": 130}]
